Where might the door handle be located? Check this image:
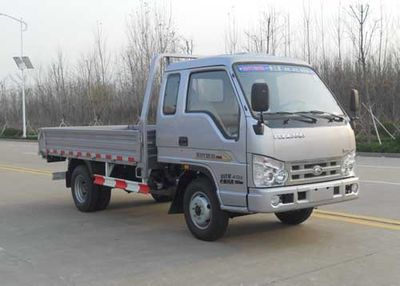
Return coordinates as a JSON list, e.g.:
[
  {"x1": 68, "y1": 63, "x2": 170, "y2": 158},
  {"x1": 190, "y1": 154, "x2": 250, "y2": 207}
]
[{"x1": 178, "y1": 136, "x2": 188, "y2": 146}]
